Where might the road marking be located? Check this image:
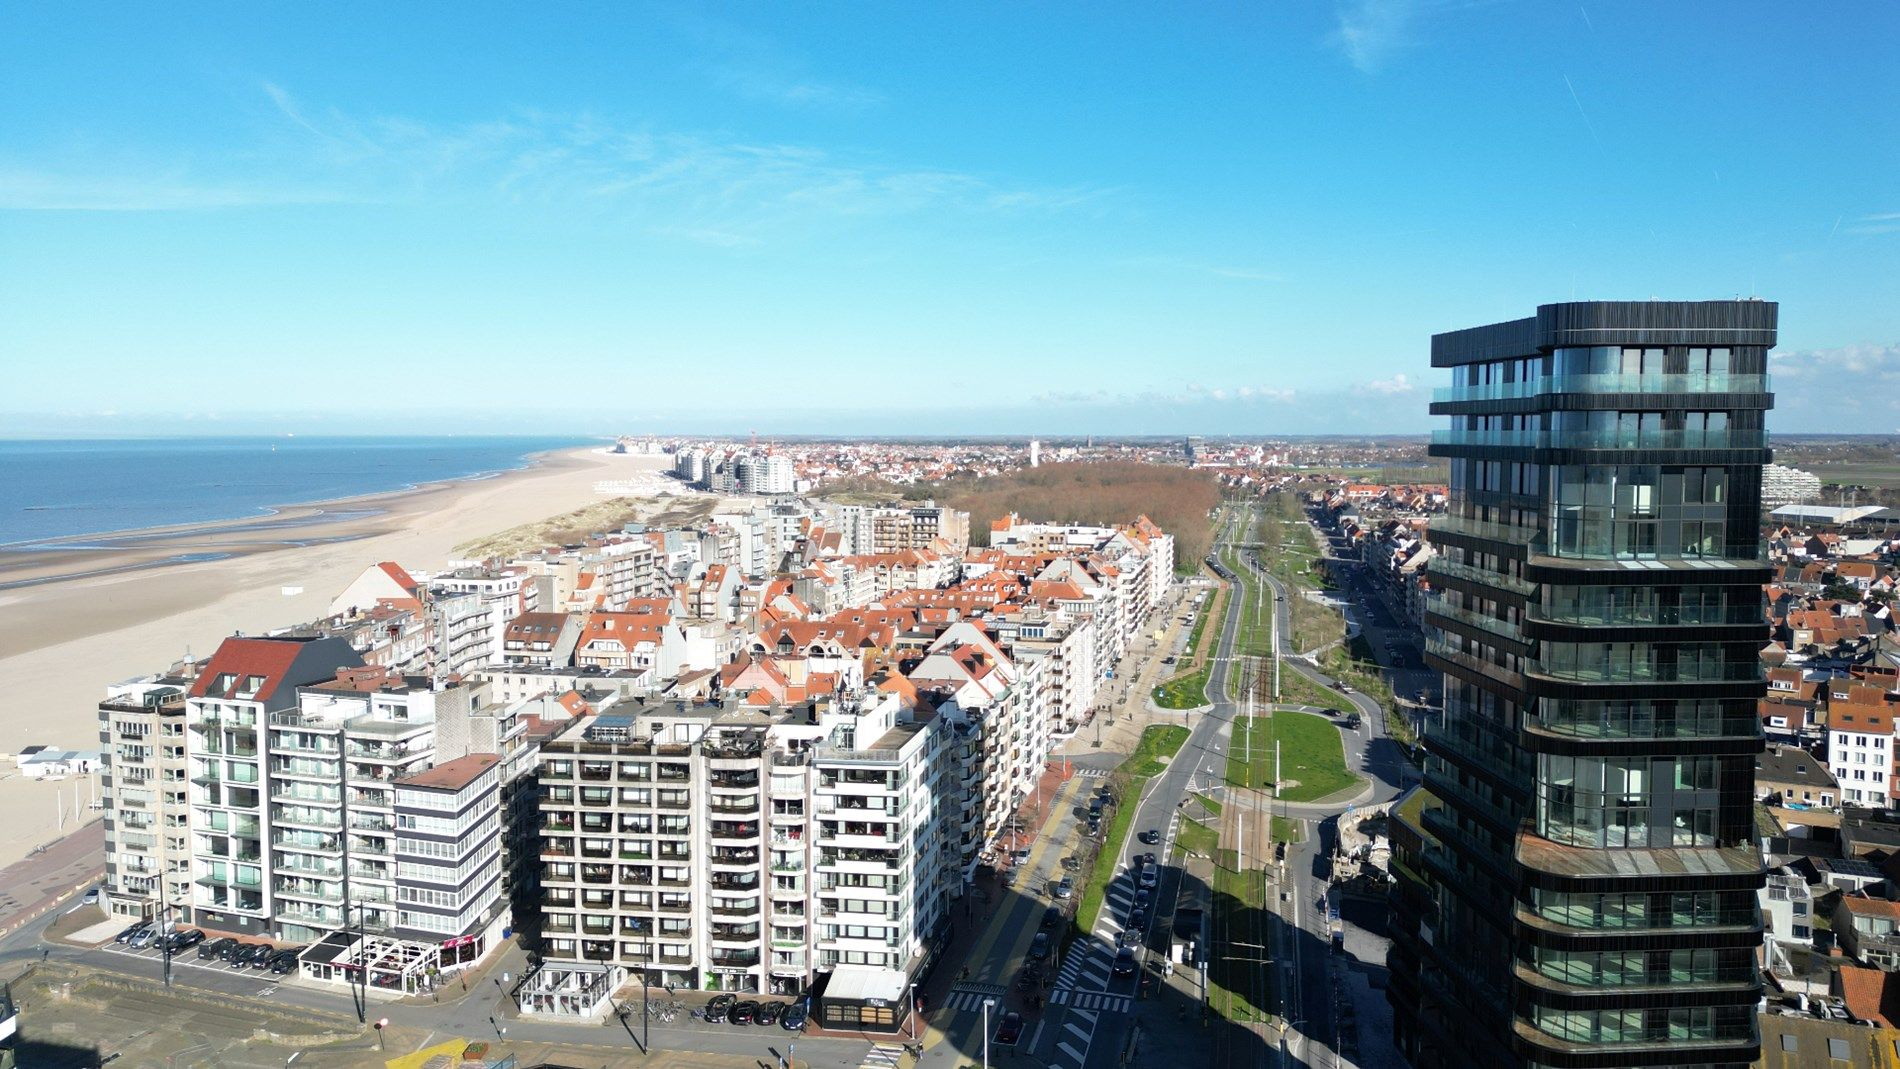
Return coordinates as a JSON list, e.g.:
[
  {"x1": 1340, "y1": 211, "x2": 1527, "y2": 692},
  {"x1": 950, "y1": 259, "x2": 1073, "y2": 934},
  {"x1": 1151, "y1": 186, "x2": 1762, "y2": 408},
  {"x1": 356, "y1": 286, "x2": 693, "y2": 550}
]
[
  {"x1": 1066, "y1": 1020, "x2": 1090, "y2": 1042},
  {"x1": 1058, "y1": 1040, "x2": 1087, "y2": 1063}
]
